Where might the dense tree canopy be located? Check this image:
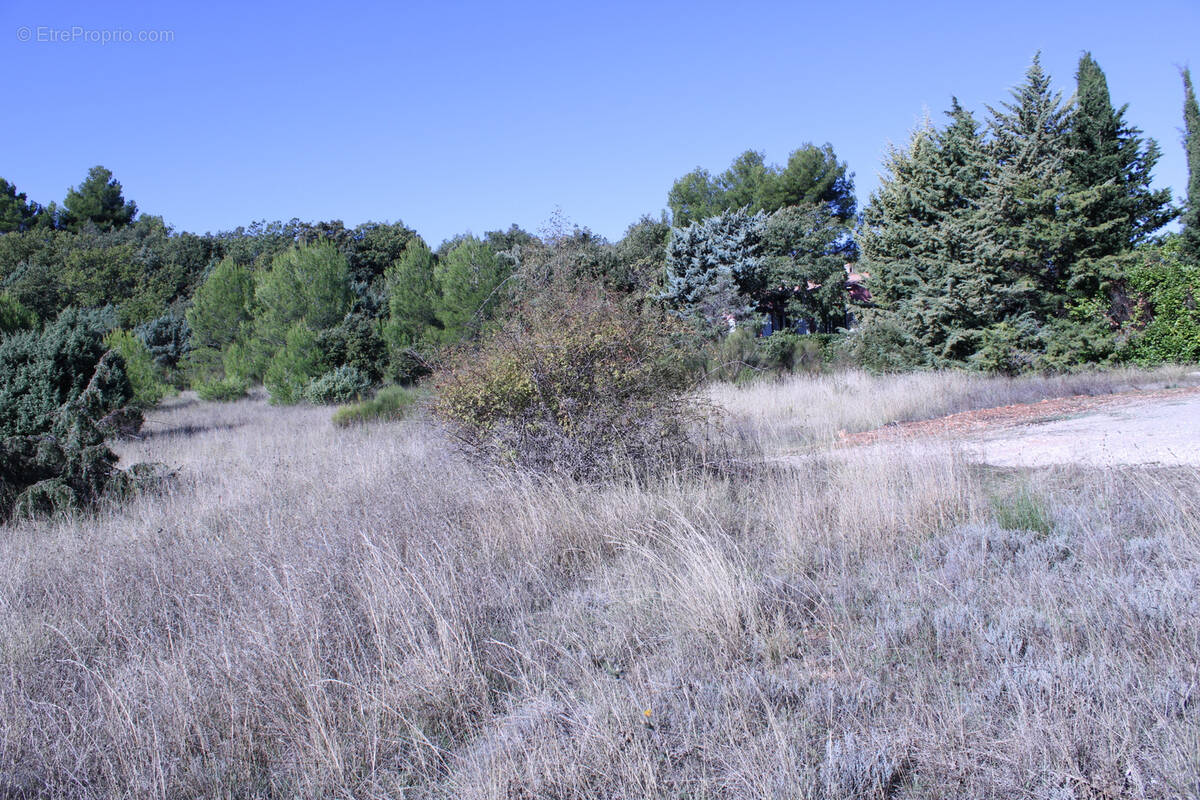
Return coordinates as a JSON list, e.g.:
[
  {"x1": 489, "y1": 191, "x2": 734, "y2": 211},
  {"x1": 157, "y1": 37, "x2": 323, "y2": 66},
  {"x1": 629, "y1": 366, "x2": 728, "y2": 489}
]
[
  {"x1": 858, "y1": 54, "x2": 1185, "y2": 371},
  {"x1": 1, "y1": 49, "x2": 1194, "y2": 399},
  {"x1": 0, "y1": 179, "x2": 44, "y2": 233},
  {"x1": 667, "y1": 144, "x2": 855, "y2": 226}
]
